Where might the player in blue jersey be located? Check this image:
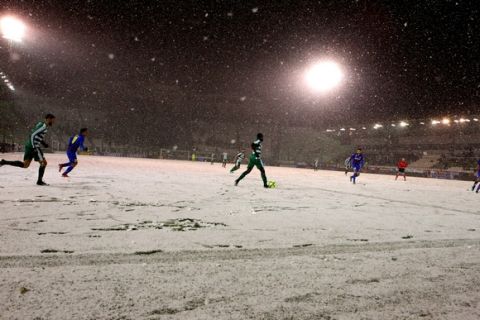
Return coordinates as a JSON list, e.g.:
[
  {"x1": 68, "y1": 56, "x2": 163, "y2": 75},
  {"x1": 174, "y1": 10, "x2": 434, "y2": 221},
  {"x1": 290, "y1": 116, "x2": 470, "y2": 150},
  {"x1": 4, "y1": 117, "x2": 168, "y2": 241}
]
[
  {"x1": 58, "y1": 128, "x2": 88, "y2": 177},
  {"x1": 472, "y1": 159, "x2": 480, "y2": 193},
  {"x1": 348, "y1": 148, "x2": 365, "y2": 184}
]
